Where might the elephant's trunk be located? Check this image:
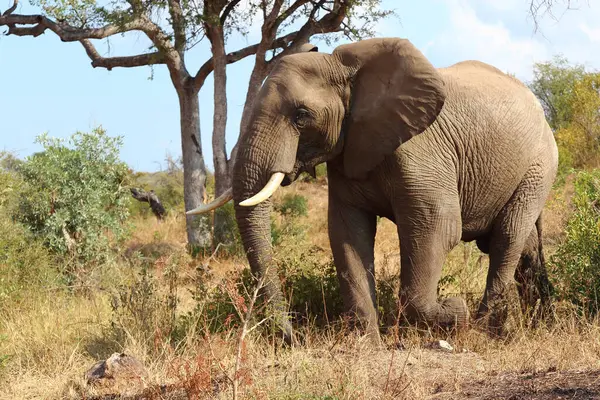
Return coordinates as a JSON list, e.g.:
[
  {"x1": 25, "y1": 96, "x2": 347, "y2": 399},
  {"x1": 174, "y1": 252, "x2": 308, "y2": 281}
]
[{"x1": 232, "y1": 128, "x2": 298, "y2": 344}]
